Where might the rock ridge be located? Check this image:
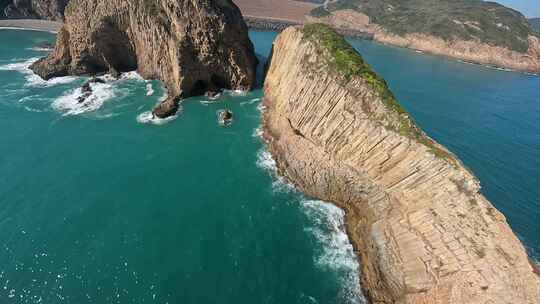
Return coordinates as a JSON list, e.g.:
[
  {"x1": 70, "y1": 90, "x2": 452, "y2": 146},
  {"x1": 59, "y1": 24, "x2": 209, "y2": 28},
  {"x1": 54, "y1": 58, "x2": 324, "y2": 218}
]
[
  {"x1": 263, "y1": 24, "x2": 540, "y2": 303},
  {"x1": 29, "y1": 0, "x2": 257, "y2": 117},
  {"x1": 306, "y1": 7, "x2": 540, "y2": 74}
]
